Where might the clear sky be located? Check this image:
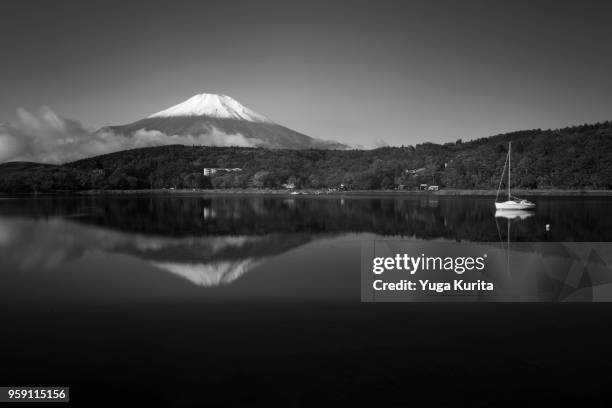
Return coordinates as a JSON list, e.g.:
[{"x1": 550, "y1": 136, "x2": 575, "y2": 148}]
[{"x1": 1, "y1": 0, "x2": 612, "y2": 147}]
